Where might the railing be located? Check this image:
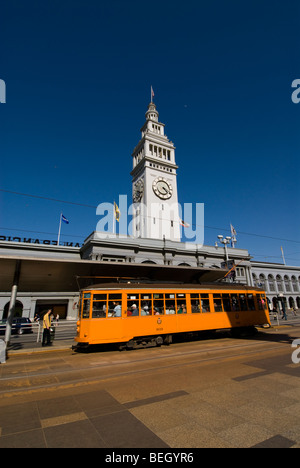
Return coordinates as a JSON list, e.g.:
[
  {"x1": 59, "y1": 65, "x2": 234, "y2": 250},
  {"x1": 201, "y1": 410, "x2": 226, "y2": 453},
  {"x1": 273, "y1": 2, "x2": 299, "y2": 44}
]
[
  {"x1": 0, "y1": 320, "x2": 77, "y2": 347},
  {"x1": 36, "y1": 320, "x2": 78, "y2": 343}
]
